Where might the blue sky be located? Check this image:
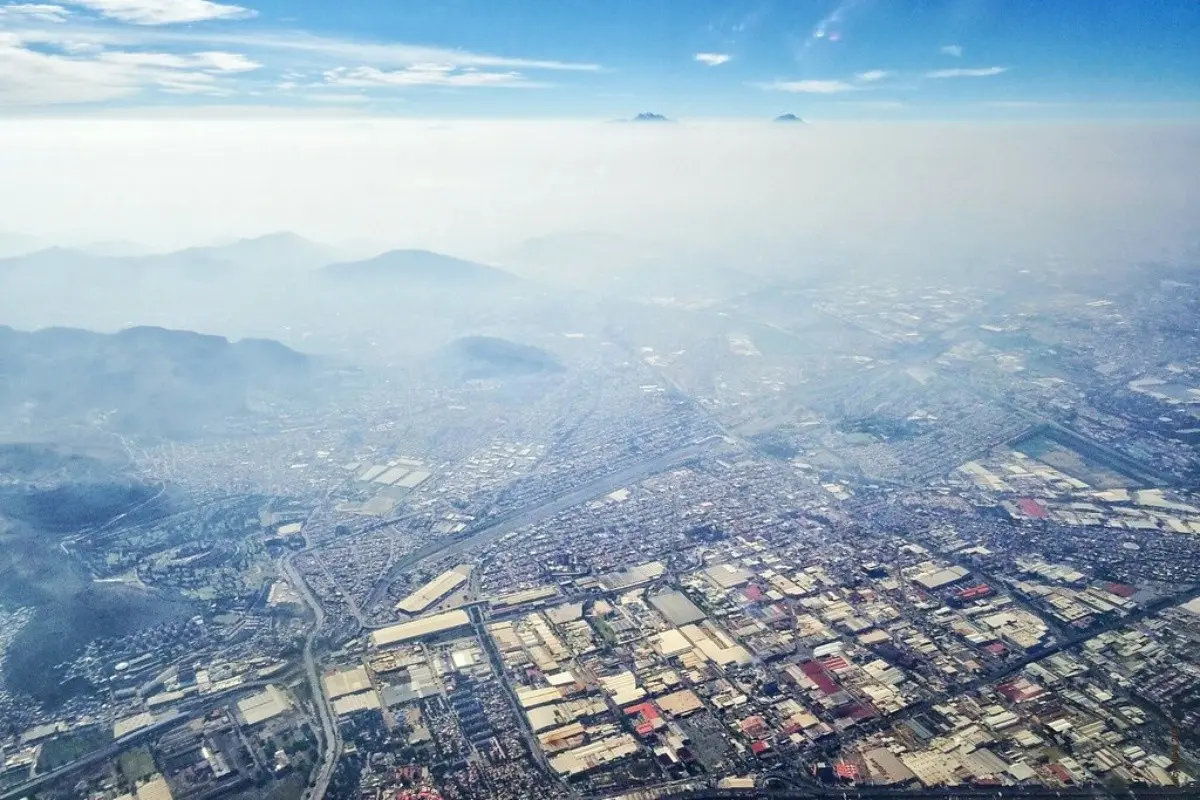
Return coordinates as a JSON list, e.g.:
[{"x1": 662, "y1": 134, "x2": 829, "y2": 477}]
[{"x1": 1, "y1": 0, "x2": 1197, "y2": 117}]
